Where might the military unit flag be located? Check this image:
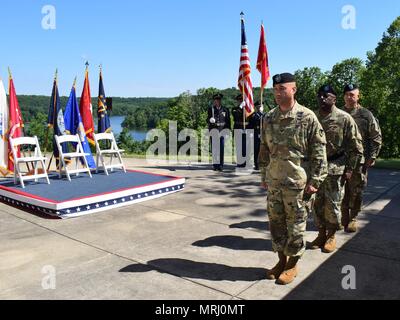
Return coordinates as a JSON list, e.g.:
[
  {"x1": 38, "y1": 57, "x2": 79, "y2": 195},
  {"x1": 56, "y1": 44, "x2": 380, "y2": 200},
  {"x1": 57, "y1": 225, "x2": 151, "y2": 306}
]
[
  {"x1": 47, "y1": 70, "x2": 68, "y2": 166},
  {"x1": 79, "y1": 64, "x2": 95, "y2": 146},
  {"x1": 257, "y1": 23, "x2": 270, "y2": 90},
  {"x1": 7, "y1": 70, "x2": 24, "y2": 173},
  {"x1": 64, "y1": 80, "x2": 96, "y2": 169},
  {"x1": 0, "y1": 78, "x2": 9, "y2": 176},
  {"x1": 97, "y1": 68, "x2": 111, "y2": 134}
]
